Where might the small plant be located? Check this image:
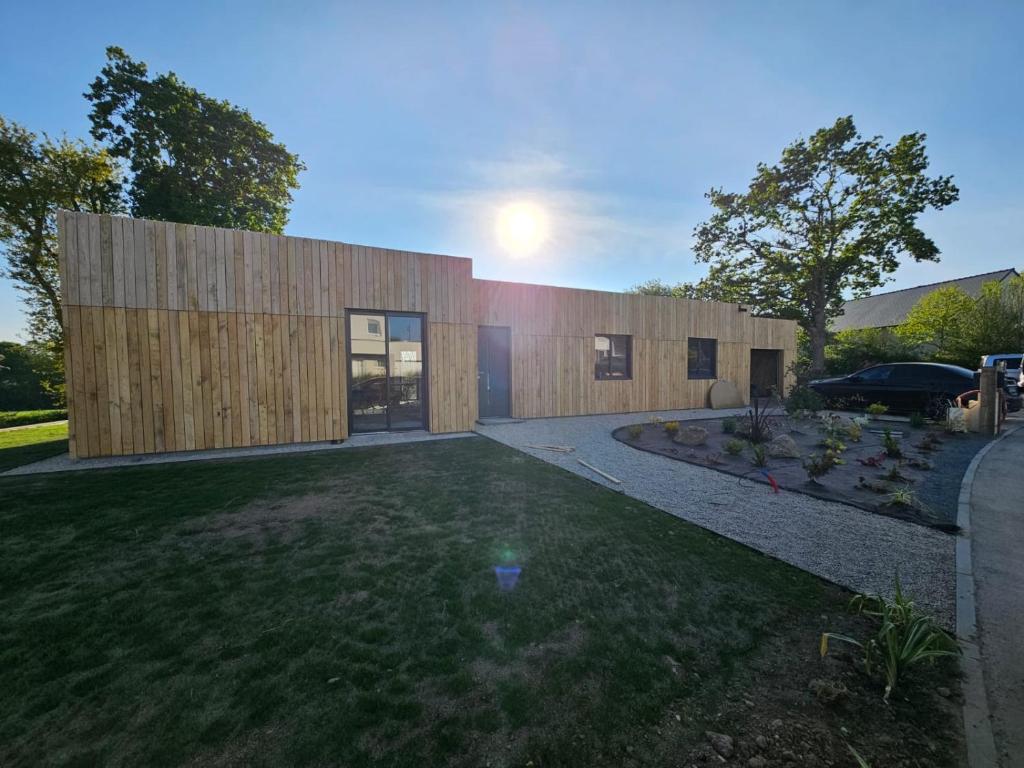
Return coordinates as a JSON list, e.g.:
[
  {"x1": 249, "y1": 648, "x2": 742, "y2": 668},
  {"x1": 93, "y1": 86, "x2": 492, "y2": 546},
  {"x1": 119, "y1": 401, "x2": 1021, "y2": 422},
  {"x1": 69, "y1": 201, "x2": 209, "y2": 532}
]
[
  {"x1": 882, "y1": 428, "x2": 902, "y2": 459},
  {"x1": 905, "y1": 457, "x2": 933, "y2": 471},
  {"x1": 721, "y1": 416, "x2": 738, "y2": 434},
  {"x1": 745, "y1": 398, "x2": 775, "y2": 444},
  {"x1": 866, "y1": 402, "x2": 889, "y2": 418},
  {"x1": 882, "y1": 464, "x2": 912, "y2": 483},
  {"x1": 804, "y1": 449, "x2": 844, "y2": 483},
  {"x1": 857, "y1": 453, "x2": 886, "y2": 468},
  {"x1": 649, "y1": 415, "x2": 663, "y2": 425},
  {"x1": 820, "y1": 436, "x2": 847, "y2": 453},
  {"x1": 627, "y1": 424, "x2": 642, "y2": 439},
  {"x1": 724, "y1": 438, "x2": 745, "y2": 455},
  {"x1": 750, "y1": 443, "x2": 769, "y2": 467},
  {"x1": 821, "y1": 575, "x2": 959, "y2": 701},
  {"x1": 915, "y1": 432, "x2": 942, "y2": 452},
  {"x1": 784, "y1": 384, "x2": 824, "y2": 415},
  {"x1": 663, "y1": 421, "x2": 680, "y2": 436},
  {"x1": 845, "y1": 422, "x2": 863, "y2": 442},
  {"x1": 908, "y1": 412, "x2": 926, "y2": 429},
  {"x1": 885, "y1": 487, "x2": 917, "y2": 508}
]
